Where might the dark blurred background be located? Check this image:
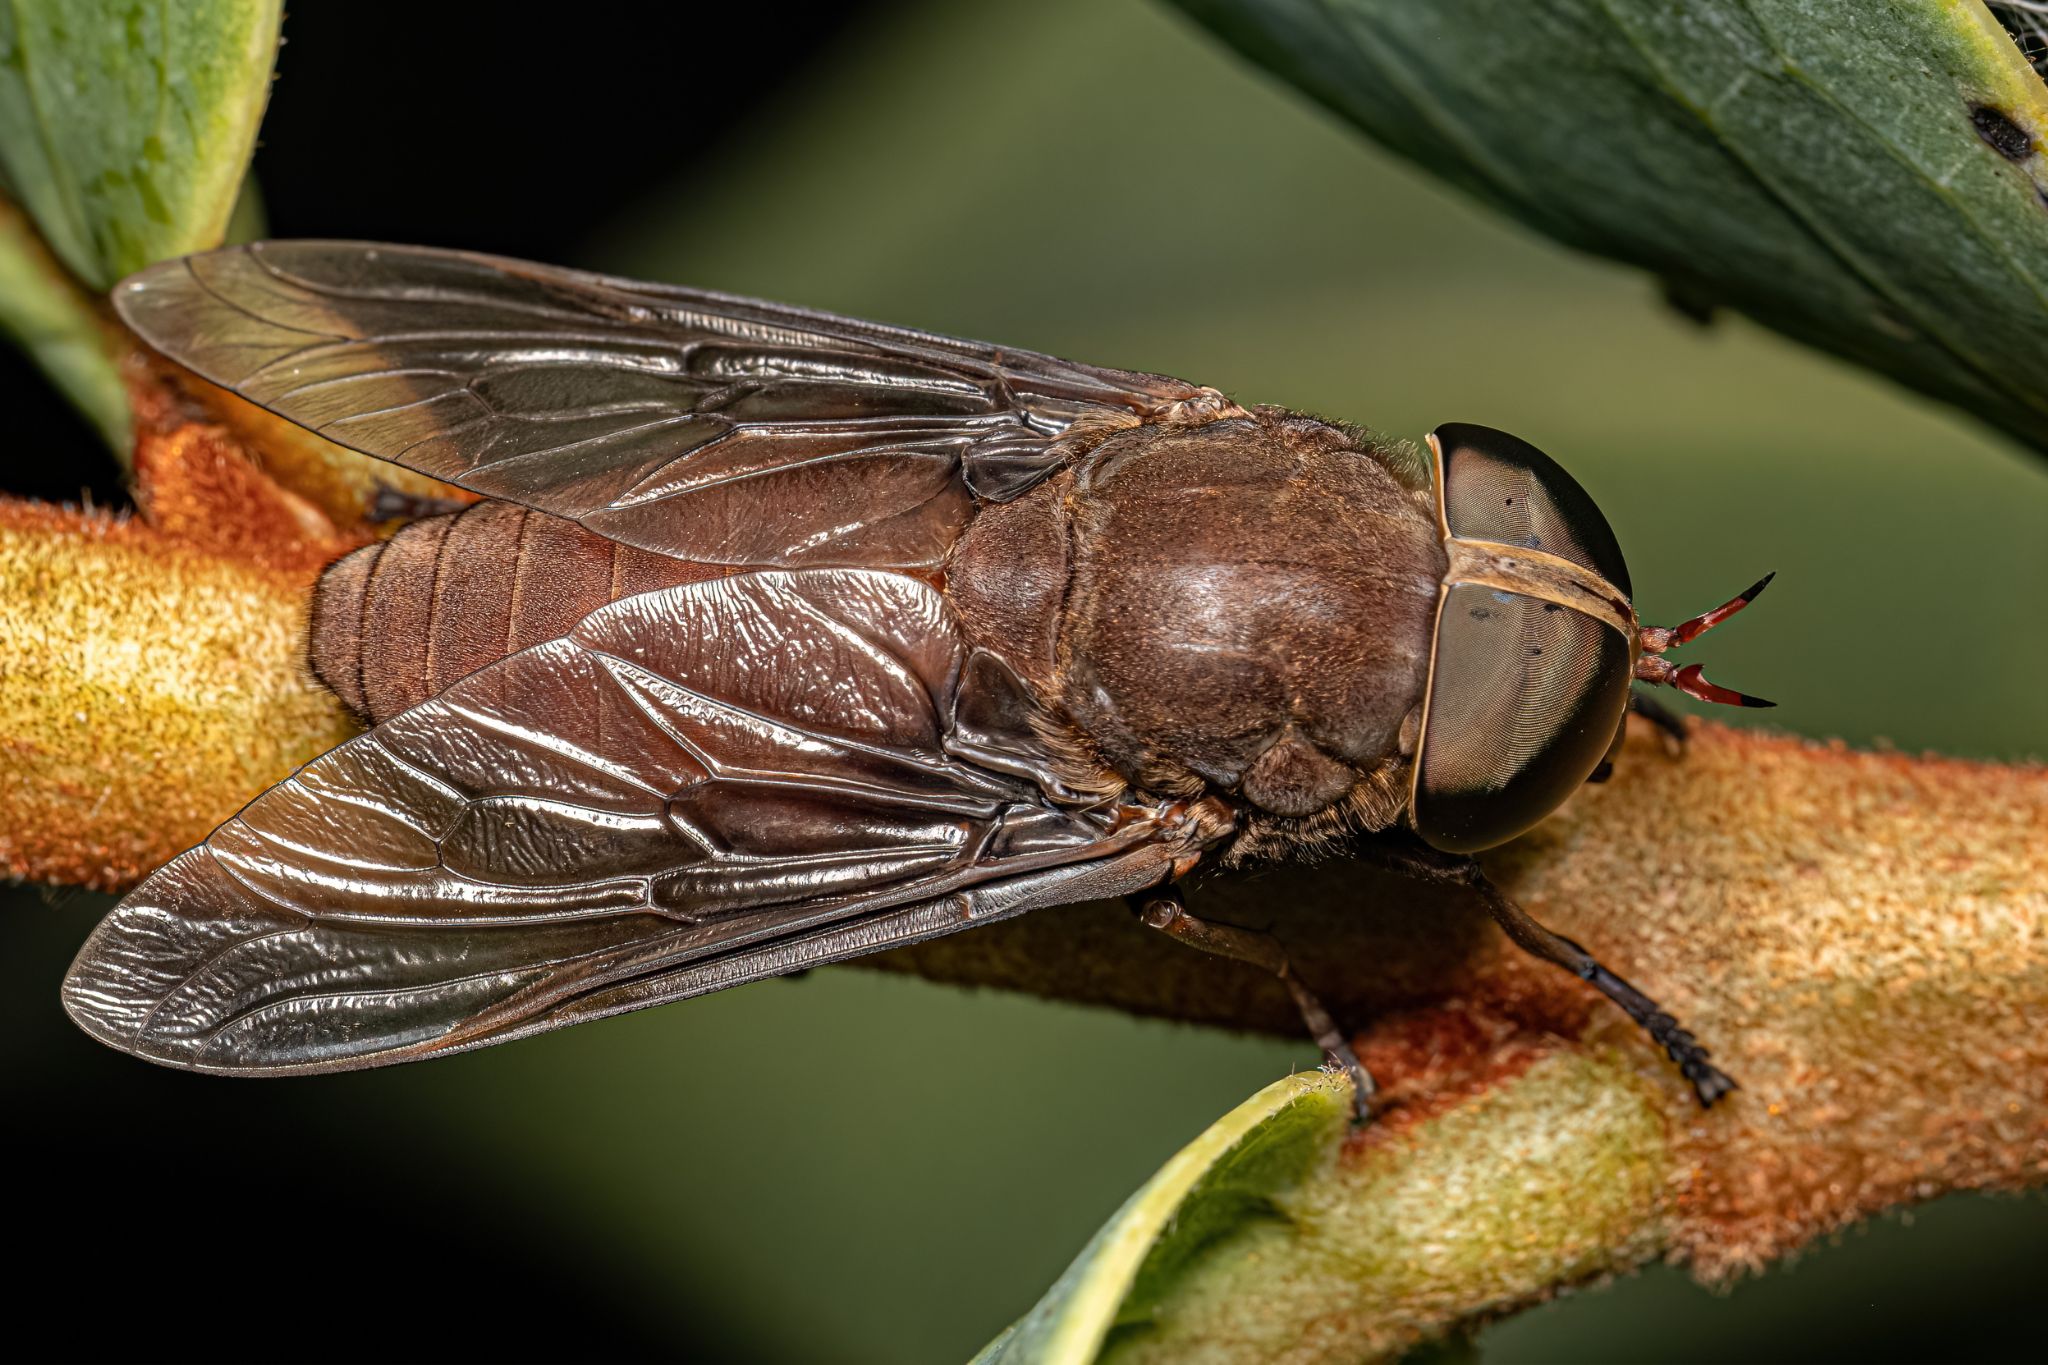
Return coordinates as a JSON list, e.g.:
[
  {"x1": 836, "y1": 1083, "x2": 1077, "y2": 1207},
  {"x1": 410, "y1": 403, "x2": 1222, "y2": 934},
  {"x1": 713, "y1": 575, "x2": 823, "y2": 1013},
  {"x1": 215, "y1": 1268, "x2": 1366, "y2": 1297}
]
[{"x1": 6, "y1": 1, "x2": 2045, "y2": 1361}]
